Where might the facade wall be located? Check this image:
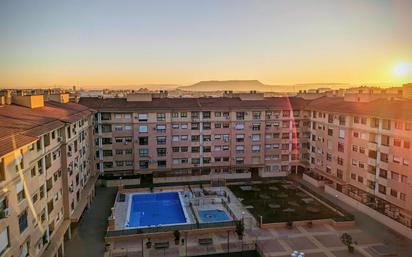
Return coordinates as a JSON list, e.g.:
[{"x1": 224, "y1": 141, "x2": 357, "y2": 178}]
[
  {"x1": 308, "y1": 110, "x2": 412, "y2": 228},
  {"x1": 94, "y1": 108, "x2": 311, "y2": 179},
  {"x1": 0, "y1": 104, "x2": 94, "y2": 257}
]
